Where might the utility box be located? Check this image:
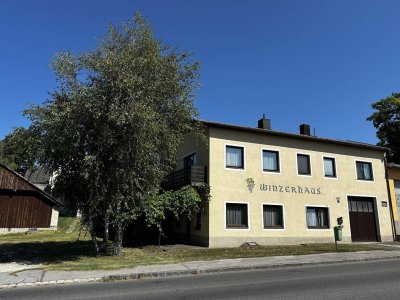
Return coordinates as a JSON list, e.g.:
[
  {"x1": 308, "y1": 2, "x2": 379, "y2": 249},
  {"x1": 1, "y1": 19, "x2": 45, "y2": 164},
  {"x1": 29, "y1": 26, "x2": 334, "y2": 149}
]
[{"x1": 334, "y1": 226, "x2": 343, "y2": 241}]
